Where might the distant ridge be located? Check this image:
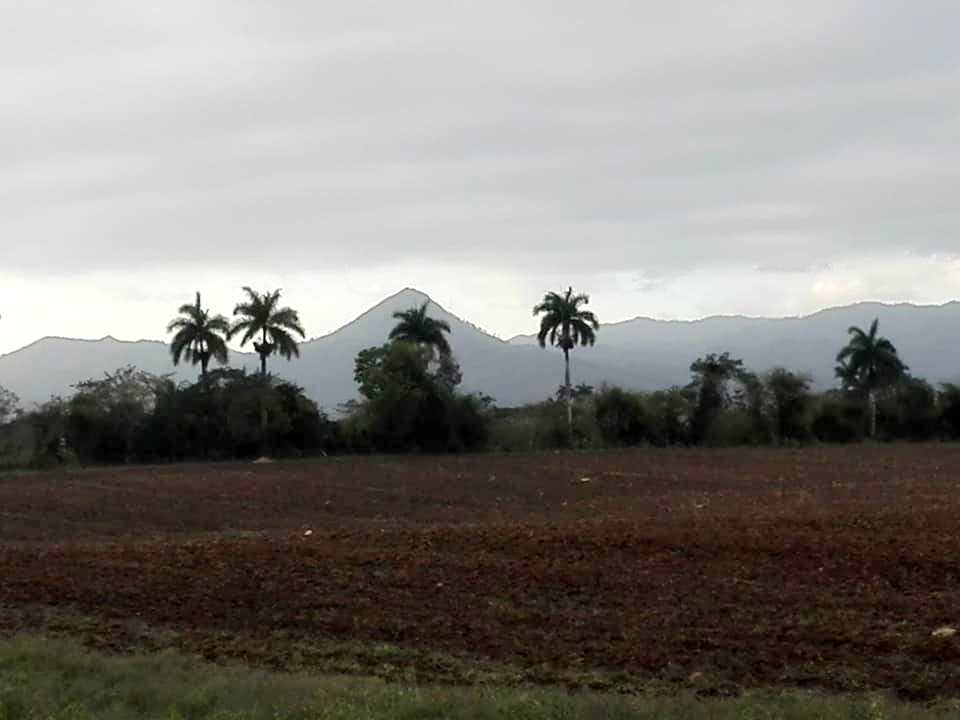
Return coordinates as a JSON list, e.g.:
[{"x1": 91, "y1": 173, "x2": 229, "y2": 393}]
[
  {"x1": 2, "y1": 290, "x2": 959, "y2": 409},
  {"x1": 508, "y1": 299, "x2": 960, "y2": 339},
  {"x1": 0, "y1": 334, "x2": 170, "y2": 361}
]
